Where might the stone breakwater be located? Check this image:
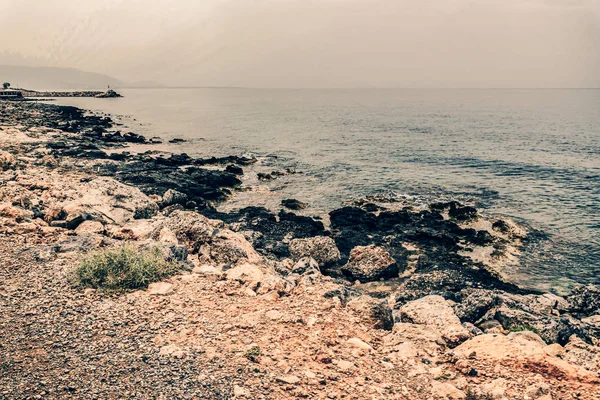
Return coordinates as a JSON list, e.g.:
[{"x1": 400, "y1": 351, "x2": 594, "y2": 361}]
[
  {"x1": 0, "y1": 100, "x2": 599, "y2": 399},
  {"x1": 17, "y1": 88, "x2": 122, "y2": 98}
]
